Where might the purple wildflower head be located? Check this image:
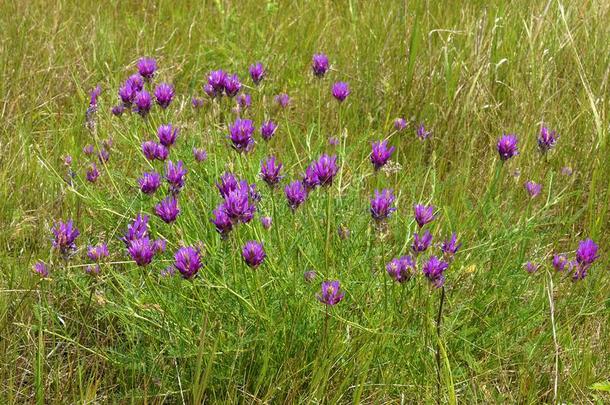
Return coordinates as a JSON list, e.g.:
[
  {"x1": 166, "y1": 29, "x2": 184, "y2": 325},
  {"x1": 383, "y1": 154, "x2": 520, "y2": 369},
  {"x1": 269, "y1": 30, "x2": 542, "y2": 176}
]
[
  {"x1": 561, "y1": 166, "x2": 573, "y2": 176},
  {"x1": 386, "y1": 255, "x2": 416, "y2": 283},
  {"x1": 223, "y1": 74, "x2": 241, "y2": 97},
  {"x1": 575, "y1": 239, "x2": 599, "y2": 266},
  {"x1": 260, "y1": 216, "x2": 272, "y2": 230},
  {"x1": 142, "y1": 141, "x2": 158, "y2": 161},
  {"x1": 331, "y1": 82, "x2": 350, "y2": 102},
  {"x1": 370, "y1": 189, "x2": 396, "y2": 221},
  {"x1": 242, "y1": 241, "x2": 266, "y2": 268},
  {"x1": 552, "y1": 254, "x2": 569, "y2": 272},
  {"x1": 203, "y1": 84, "x2": 215, "y2": 98},
  {"x1": 153, "y1": 239, "x2": 166, "y2": 253},
  {"x1": 304, "y1": 270, "x2": 317, "y2": 283},
  {"x1": 122, "y1": 214, "x2": 149, "y2": 246},
  {"x1": 260, "y1": 156, "x2": 283, "y2": 187},
  {"x1": 193, "y1": 148, "x2": 207, "y2": 162},
  {"x1": 192, "y1": 97, "x2": 204, "y2": 108},
  {"x1": 137, "y1": 57, "x2": 157, "y2": 79},
  {"x1": 83, "y1": 144, "x2": 94, "y2": 155},
  {"x1": 87, "y1": 244, "x2": 109, "y2": 262},
  {"x1": 237, "y1": 93, "x2": 251, "y2": 110},
  {"x1": 52, "y1": 220, "x2": 80, "y2": 253},
  {"x1": 134, "y1": 90, "x2": 153, "y2": 116},
  {"x1": 174, "y1": 246, "x2": 202, "y2": 279},
  {"x1": 275, "y1": 93, "x2": 290, "y2": 108},
  {"x1": 329, "y1": 136, "x2": 340, "y2": 146},
  {"x1": 370, "y1": 140, "x2": 395, "y2": 170},
  {"x1": 89, "y1": 85, "x2": 101, "y2": 107},
  {"x1": 497, "y1": 134, "x2": 519, "y2": 161},
  {"x1": 524, "y1": 261, "x2": 540, "y2": 274},
  {"x1": 154, "y1": 83, "x2": 175, "y2": 109},
  {"x1": 302, "y1": 164, "x2": 319, "y2": 191},
  {"x1": 249, "y1": 62, "x2": 265, "y2": 85},
  {"x1": 207, "y1": 70, "x2": 227, "y2": 97},
  {"x1": 412, "y1": 230, "x2": 433, "y2": 253},
  {"x1": 127, "y1": 237, "x2": 156, "y2": 266},
  {"x1": 216, "y1": 172, "x2": 239, "y2": 198},
  {"x1": 139, "y1": 171, "x2": 162, "y2": 194},
  {"x1": 223, "y1": 183, "x2": 257, "y2": 223},
  {"x1": 312, "y1": 53, "x2": 329, "y2": 77},
  {"x1": 316, "y1": 280, "x2": 345, "y2": 306},
  {"x1": 538, "y1": 127, "x2": 558, "y2": 153},
  {"x1": 85, "y1": 264, "x2": 101, "y2": 276},
  {"x1": 441, "y1": 233, "x2": 462, "y2": 258},
  {"x1": 119, "y1": 83, "x2": 136, "y2": 105},
  {"x1": 413, "y1": 204, "x2": 436, "y2": 228},
  {"x1": 211, "y1": 204, "x2": 233, "y2": 237},
  {"x1": 155, "y1": 196, "x2": 180, "y2": 224},
  {"x1": 524, "y1": 181, "x2": 542, "y2": 198},
  {"x1": 33, "y1": 261, "x2": 49, "y2": 278},
  {"x1": 416, "y1": 124, "x2": 432, "y2": 140},
  {"x1": 98, "y1": 149, "x2": 110, "y2": 164},
  {"x1": 311, "y1": 154, "x2": 339, "y2": 186},
  {"x1": 284, "y1": 180, "x2": 308, "y2": 211},
  {"x1": 111, "y1": 105, "x2": 125, "y2": 116},
  {"x1": 157, "y1": 124, "x2": 179, "y2": 148},
  {"x1": 165, "y1": 160, "x2": 187, "y2": 193},
  {"x1": 422, "y1": 256, "x2": 449, "y2": 288},
  {"x1": 127, "y1": 74, "x2": 144, "y2": 91},
  {"x1": 337, "y1": 224, "x2": 351, "y2": 240},
  {"x1": 86, "y1": 163, "x2": 100, "y2": 183},
  {"x1": 394, "y1": 118, "x2": 407, "y2": 131},
  {"x1": 155, "y1": 144, "x2": 169, "y2": 161},
  {"x1": 260, "y1": 121, "x2": 278, "y2": 141},
  {"x1": 63, "y1": 155, "x2": 72, "y2": 166},
  {"x1": 228, "y1": 119, "x2": 255, "y2": 153}
]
